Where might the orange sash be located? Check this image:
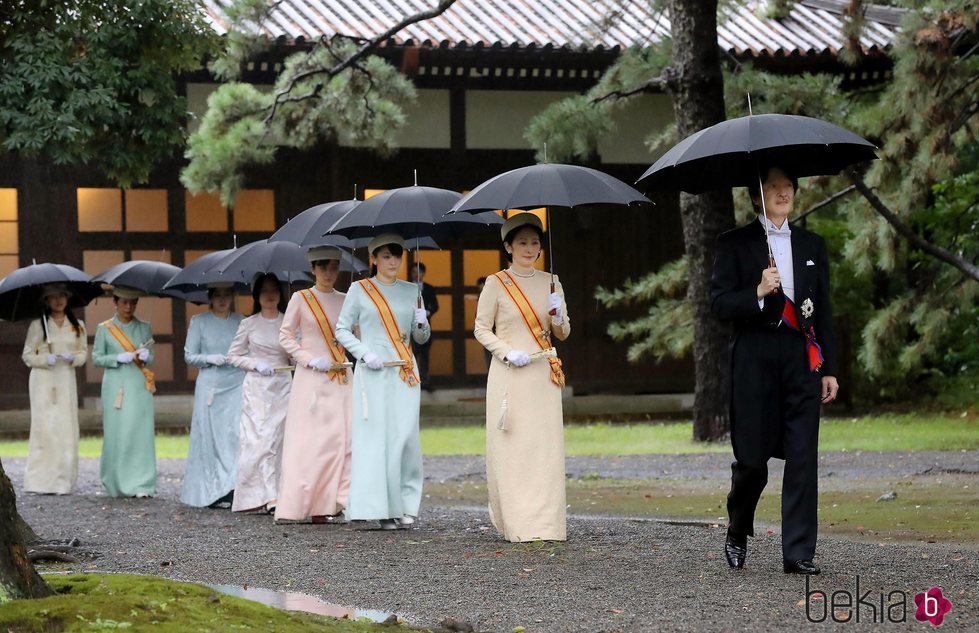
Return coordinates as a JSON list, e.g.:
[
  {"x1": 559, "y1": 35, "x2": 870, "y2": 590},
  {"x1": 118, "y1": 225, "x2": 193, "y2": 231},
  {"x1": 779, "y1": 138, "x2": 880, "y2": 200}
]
[
  {"x1": 359, "y1": 279, "x2": 419, "y2": 387},
  {"x1": 103, "y1": 319, "x2": 156, "y2": 394},
  {"x1": 299, "y1": 289, "x2": 349, "y2": 384},
  {"x1": 494, "y1": 271, "x2": 565, "y2": 387}
]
